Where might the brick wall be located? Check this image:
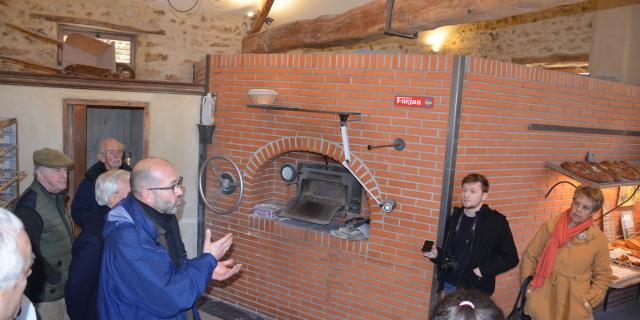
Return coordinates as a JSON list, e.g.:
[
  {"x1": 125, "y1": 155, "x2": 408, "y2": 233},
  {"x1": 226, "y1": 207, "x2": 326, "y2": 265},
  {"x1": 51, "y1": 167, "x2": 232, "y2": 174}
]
[
  {"x1": 206, "y1": 53, "x2": 640, "y2": 319},
  {"x1": 459, "y1": 57, "x2": 640, "y2": 308}
]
